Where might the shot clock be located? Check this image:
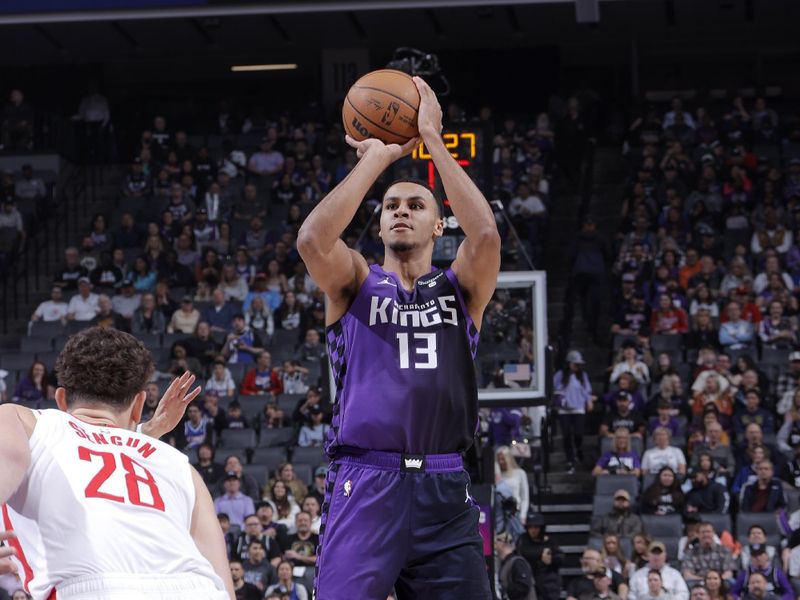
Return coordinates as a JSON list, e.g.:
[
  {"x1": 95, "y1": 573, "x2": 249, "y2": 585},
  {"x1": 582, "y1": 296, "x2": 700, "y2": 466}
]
[{"x1": 402, "y1": 126, "x2": 489, "y2": 262}]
